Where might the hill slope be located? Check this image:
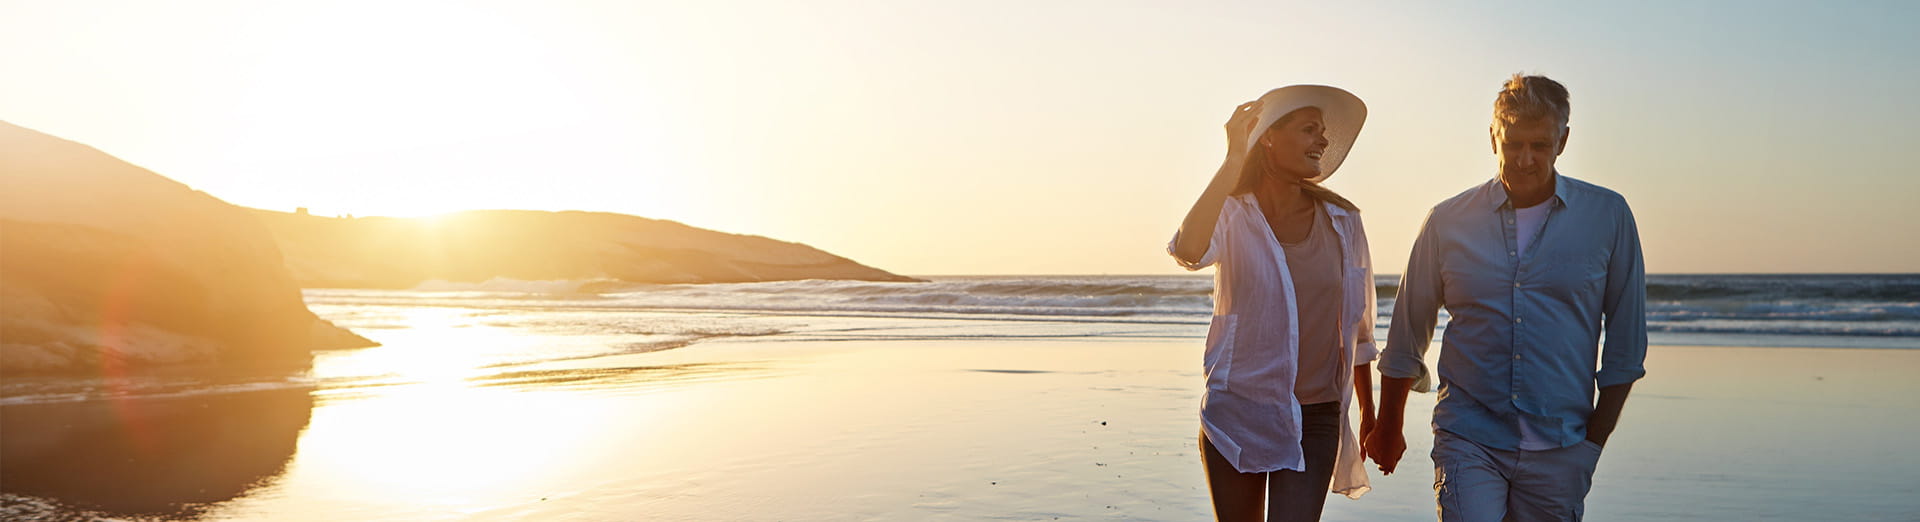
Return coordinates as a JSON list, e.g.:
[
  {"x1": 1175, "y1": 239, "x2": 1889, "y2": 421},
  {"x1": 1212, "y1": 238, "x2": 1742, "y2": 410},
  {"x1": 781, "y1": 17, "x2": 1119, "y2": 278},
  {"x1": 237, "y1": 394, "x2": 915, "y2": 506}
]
[
  {"x1": 0, "y1": 121, "x2": 373, "y2": 375},
  {"x1": 251, "y1": 209, "x2": 921, "y2": 287}
]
